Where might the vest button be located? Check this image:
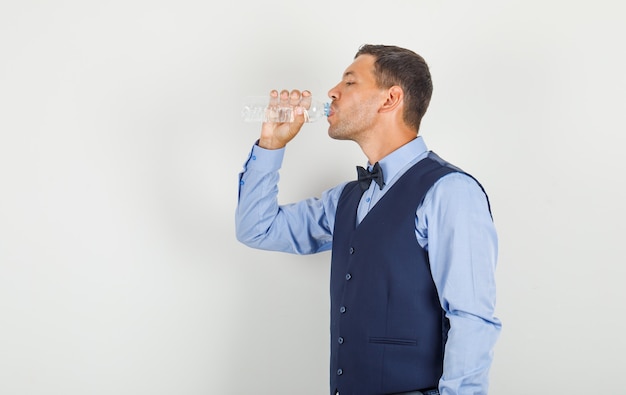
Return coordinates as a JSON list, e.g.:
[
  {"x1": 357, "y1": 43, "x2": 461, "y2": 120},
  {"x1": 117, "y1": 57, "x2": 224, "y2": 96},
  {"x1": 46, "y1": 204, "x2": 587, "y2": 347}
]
[
  {"x1": 338, "y1": 337, "x2": 344, "y2": 344},
  {"x1": 349, "y1": 247, "x2": 355, "y2": 254},
  {"x1": 337, "y1": 368, "x2": 343, "y2": 376},
  {"x1": 339, "y1": 306, "x2": 346, "y2": 313},
  {"x1": 345, "y1": 273, "x2": 352, "y2": 281}
]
